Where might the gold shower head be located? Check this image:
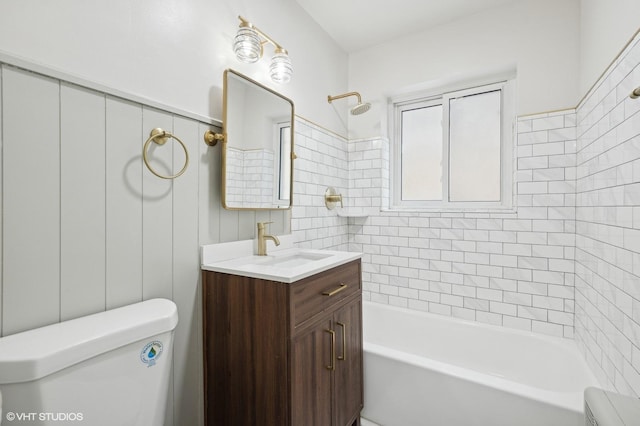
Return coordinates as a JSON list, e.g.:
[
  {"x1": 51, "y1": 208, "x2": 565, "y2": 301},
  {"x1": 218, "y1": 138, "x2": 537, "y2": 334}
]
[{"x1": 327, "y1": 91, "x2": 371, "y2": 115}]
